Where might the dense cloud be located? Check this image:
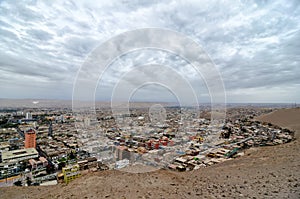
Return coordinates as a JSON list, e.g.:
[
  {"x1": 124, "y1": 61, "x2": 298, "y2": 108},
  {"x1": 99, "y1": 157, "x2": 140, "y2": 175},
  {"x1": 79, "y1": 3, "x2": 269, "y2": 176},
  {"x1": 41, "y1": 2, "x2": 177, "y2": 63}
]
[{"x1": 0, "y1": 0, "x2": 299, "y2": 103}]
